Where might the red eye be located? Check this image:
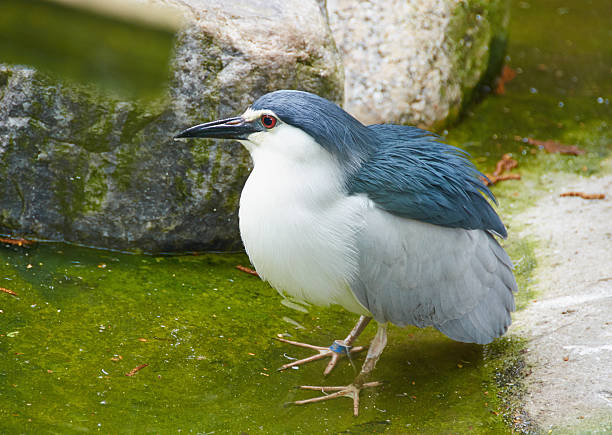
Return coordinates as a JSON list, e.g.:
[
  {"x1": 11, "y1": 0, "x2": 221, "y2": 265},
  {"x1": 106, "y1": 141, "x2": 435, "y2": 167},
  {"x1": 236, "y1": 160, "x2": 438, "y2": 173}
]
[{"x1": 261, "y1": 114, "x2": 277, "y2": 129}]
